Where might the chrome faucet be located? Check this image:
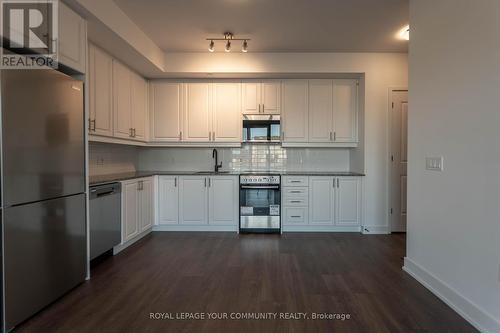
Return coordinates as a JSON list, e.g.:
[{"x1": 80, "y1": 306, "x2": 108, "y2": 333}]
[{"x1": 212, "y1": 149, "x2": 222, "y2": 173}]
